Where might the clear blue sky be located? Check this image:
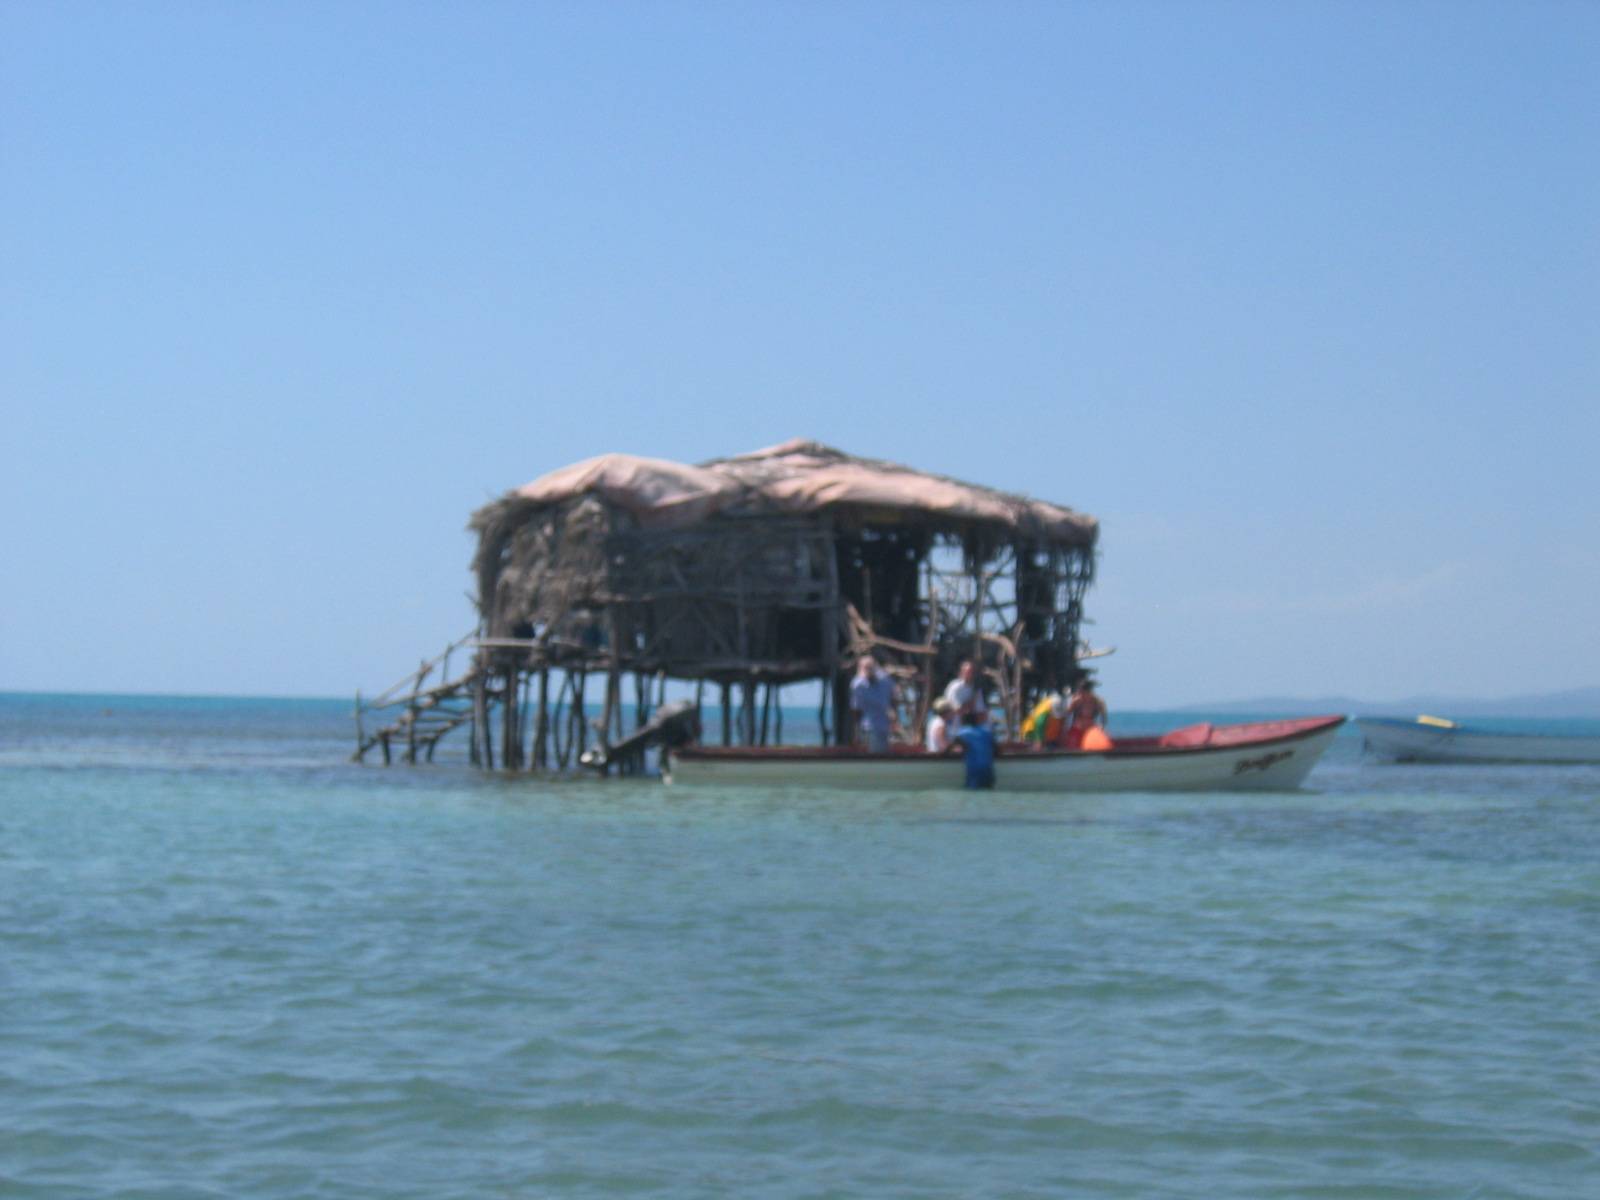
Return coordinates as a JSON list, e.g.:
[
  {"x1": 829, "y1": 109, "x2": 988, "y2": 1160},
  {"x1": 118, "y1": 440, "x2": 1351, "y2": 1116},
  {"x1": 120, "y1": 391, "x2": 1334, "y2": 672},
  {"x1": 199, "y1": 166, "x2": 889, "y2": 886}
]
[{"x1": 4, "y1": 2, "x2": 1596, "y2": 707}]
